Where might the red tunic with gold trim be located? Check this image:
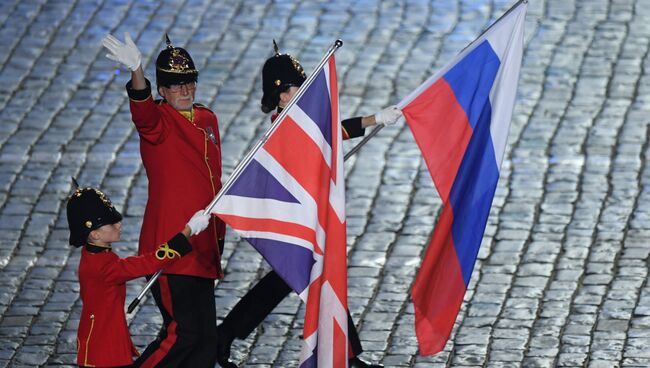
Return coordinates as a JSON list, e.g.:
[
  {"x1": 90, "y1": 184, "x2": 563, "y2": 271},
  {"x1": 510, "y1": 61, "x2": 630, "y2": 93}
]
[
  {"x1": 76, "y1": 234, "x2": 191, "y2": 367},
  {"x1": 127, "y1": 79, "x2": 226, "y2": 279}
]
